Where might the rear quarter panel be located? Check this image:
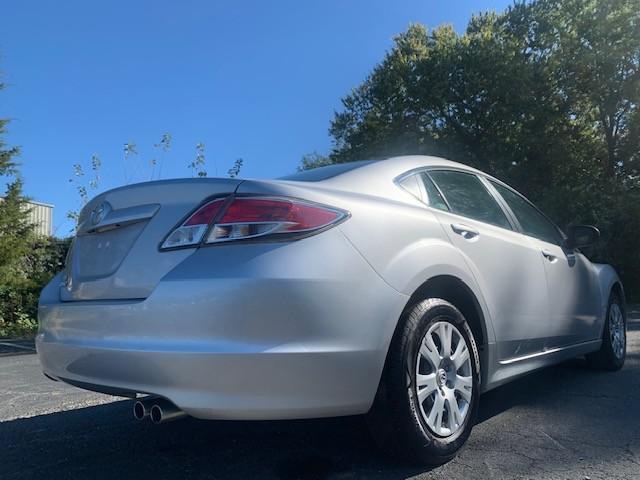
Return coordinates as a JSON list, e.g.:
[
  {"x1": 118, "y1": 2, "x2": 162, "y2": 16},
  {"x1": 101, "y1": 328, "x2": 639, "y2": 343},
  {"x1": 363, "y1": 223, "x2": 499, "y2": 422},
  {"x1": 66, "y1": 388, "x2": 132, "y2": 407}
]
[{"x1": 236, "y1": 179, "x2": 497, "y2": 347}]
